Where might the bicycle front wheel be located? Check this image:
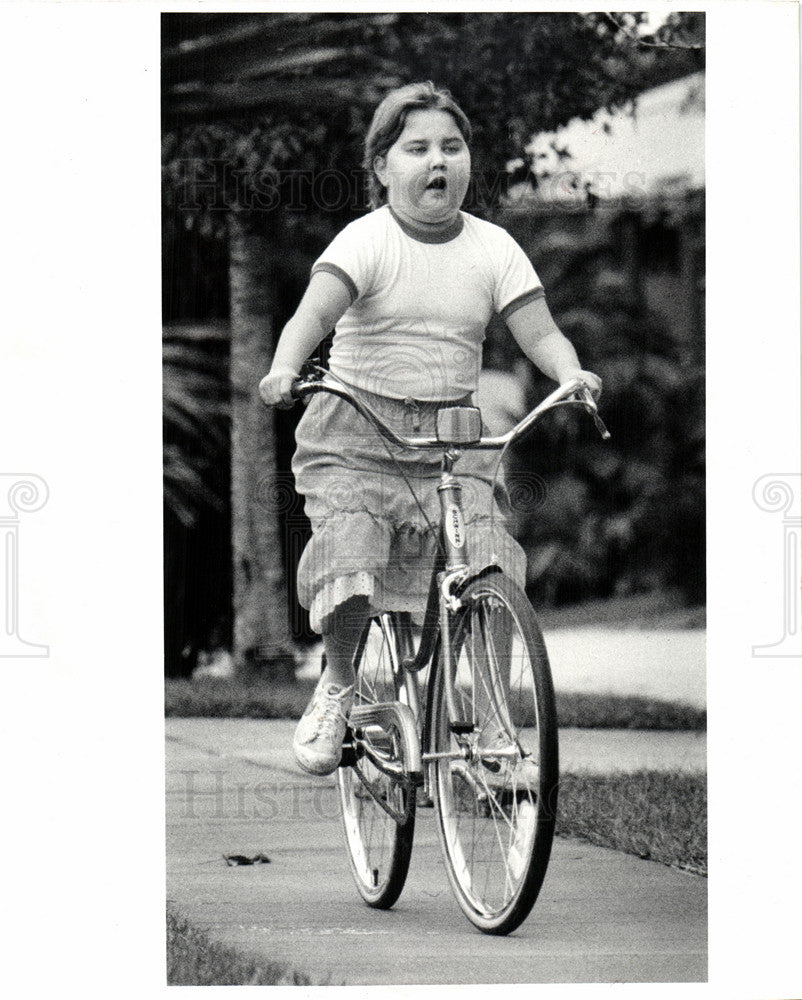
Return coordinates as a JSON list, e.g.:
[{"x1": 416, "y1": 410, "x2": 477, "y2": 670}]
[
  {"x1": 336, "y1": 615, "x2": 416, "y2": 909},
  {"x1": 430, "y1": 571, "x2": 558, "y2": 935}
]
